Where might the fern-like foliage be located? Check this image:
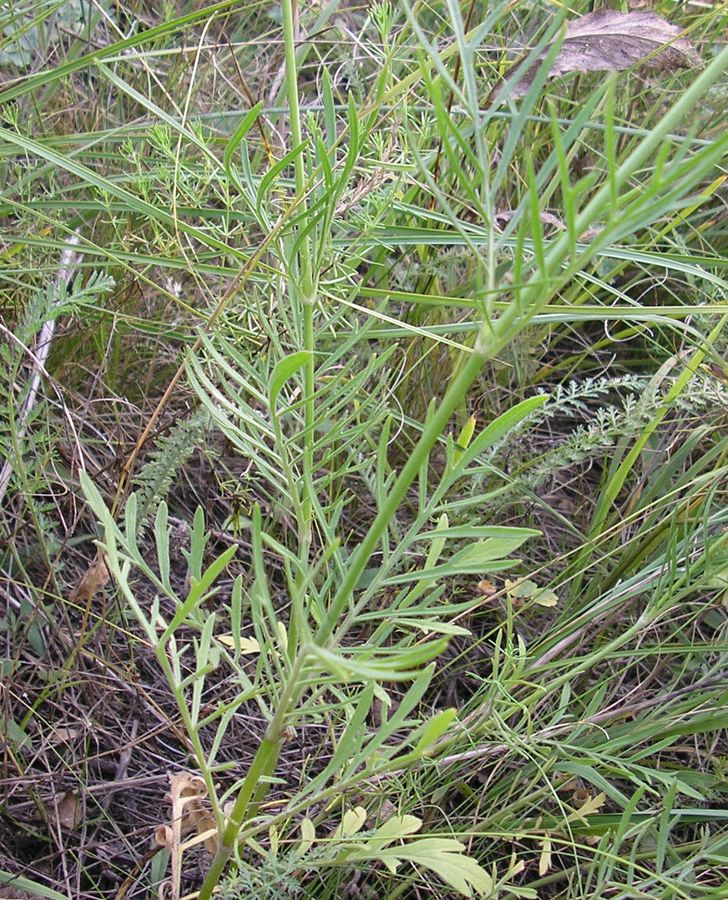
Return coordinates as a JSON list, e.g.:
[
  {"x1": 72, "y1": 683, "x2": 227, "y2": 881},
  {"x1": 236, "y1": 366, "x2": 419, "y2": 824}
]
[{"x1": 132, "y1": 406, "x2": 211, "y2": 525}]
